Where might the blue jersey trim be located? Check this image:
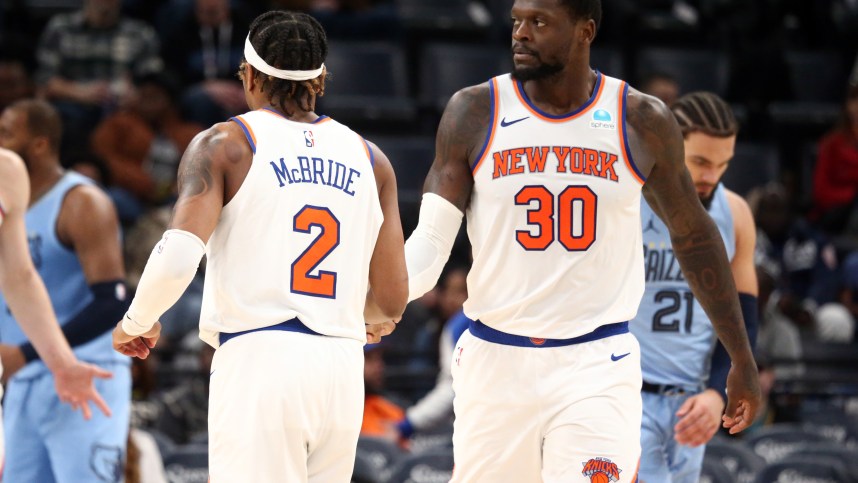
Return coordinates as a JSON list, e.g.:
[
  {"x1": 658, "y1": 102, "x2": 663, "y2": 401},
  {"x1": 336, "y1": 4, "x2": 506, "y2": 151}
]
[
  {"x1": 469, "y1": 320, "x2": 628, "y2": 348},
  {"x1": 471, "y1": 78, "x2": 497, "y2": 172},
  {"x1": 362, "y1": 138, "x2": 375, "y2": 167},
  {"x1": 621, "y1": 83, "x2": 646, "y2": 182},
  {"x1": 218, "y1": 318, "x2": 322, "y2": 346},
  {"x1": 229, "y1": 116, "x2": 256, "y2": 154},
  {"x1": 515, "y1": 71, "x2": 603, "y2": 120},
  {"x1": 313, "y1": 115, "x2": 330, "y2": 124}
]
